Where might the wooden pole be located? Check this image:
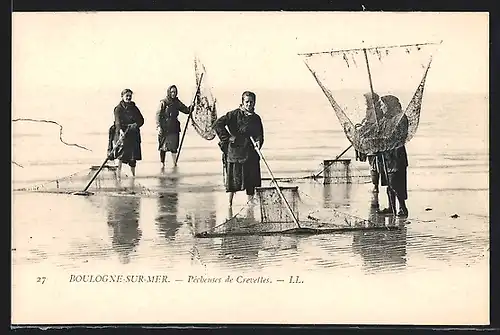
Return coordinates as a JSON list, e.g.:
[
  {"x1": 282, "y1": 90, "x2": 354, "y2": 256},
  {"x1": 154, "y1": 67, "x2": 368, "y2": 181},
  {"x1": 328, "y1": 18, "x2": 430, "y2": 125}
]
[
  {"x1": 175, "y1": 72, "x2": 204, "y2": 165},
  {"x1": 363, "y1": 48, "x2": 380, "y2": 129},
  {"x1": 311, "y1": 144, "x2": 353, "y2": 179},
  {"x1": 297, "y1": 40, "x2": 442, "y2": 57},
  {"x1": 362, "y1": 48, "x2": 390, "y2": 189},
  {"x1": 249, "y1": 136, "x2": 301, "y2": 229},
  {"x1": 74, "y1": 128, "x2": 129, "y2": 195}
]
